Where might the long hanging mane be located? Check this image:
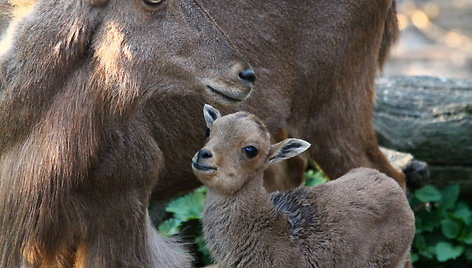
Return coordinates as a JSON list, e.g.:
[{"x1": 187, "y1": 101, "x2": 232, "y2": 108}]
[{"x1": 0, "y1": 0, "x2": 116, "y2": 265}]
